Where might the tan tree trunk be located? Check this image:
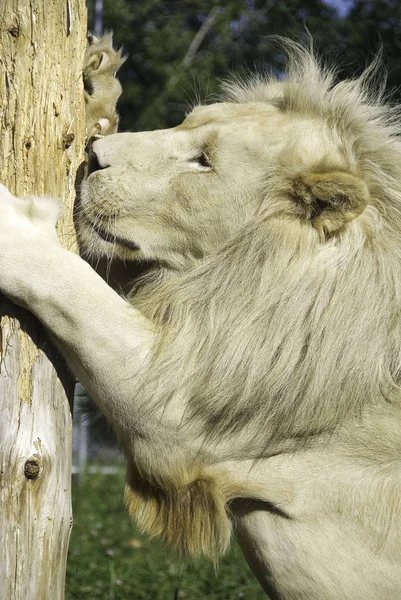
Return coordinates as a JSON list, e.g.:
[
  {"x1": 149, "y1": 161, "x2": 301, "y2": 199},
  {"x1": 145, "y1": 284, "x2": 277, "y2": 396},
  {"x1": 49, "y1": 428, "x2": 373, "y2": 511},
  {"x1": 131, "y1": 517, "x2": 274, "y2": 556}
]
[{"x1": 0, "y1": 2, "x2": 87, "y2": 598}]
